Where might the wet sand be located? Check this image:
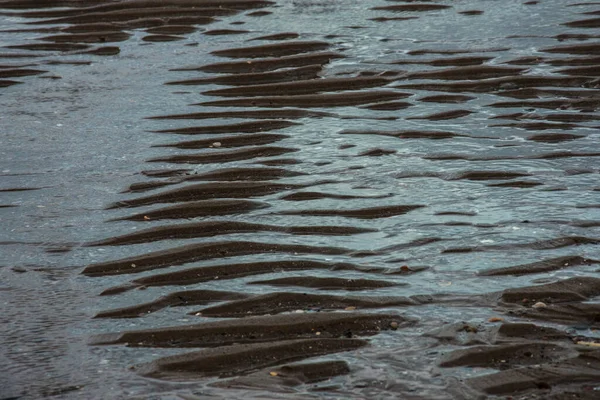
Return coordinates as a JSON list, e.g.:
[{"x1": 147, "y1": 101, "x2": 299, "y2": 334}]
[{"x1": 1, "y1": 0, "x2": 600, "y2": 399}]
